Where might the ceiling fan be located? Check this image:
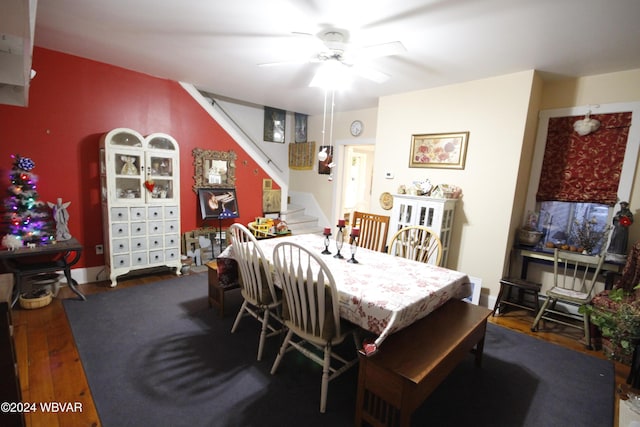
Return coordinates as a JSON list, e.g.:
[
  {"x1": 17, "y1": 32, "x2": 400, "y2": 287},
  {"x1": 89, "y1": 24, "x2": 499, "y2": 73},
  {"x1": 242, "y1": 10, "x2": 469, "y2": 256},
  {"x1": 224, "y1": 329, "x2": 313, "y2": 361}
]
[{"x1": 259, "y1": 28, "x2": 406, "y2": 87}]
